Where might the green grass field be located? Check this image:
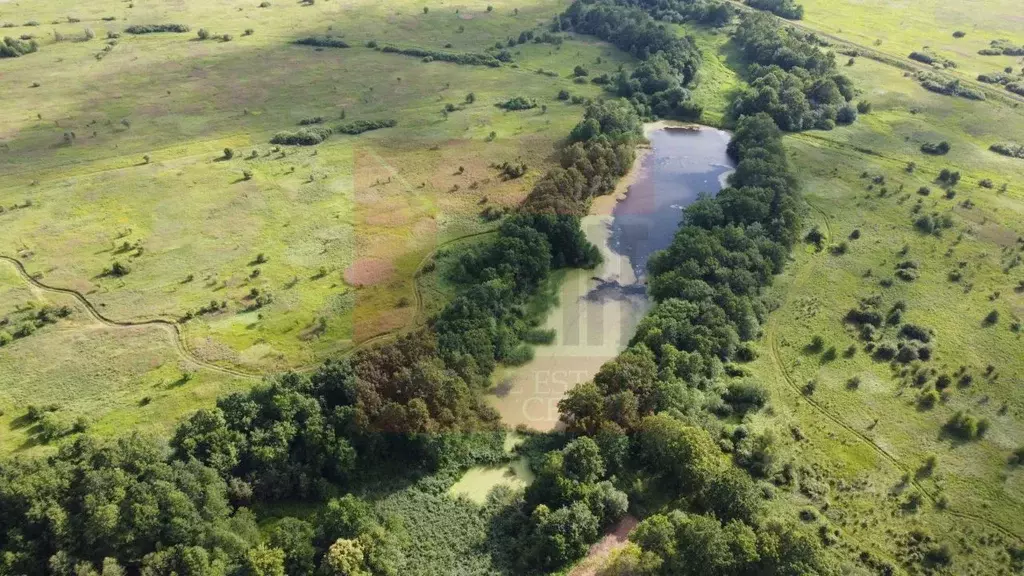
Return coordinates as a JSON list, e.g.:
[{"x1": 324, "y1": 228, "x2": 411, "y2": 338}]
[
  {"x1": 782, "y1": 0, "x2": 1024, "y2": 97},
  {"x1": 0, "y1": 0, "x2": 637, "y2": 452},
  {"x1": 2, "y1": 0, "x2": 1023, "y2": 571},
  {"x1": 703, "y1": 10, "x2": 1024, "y2": 573}
]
